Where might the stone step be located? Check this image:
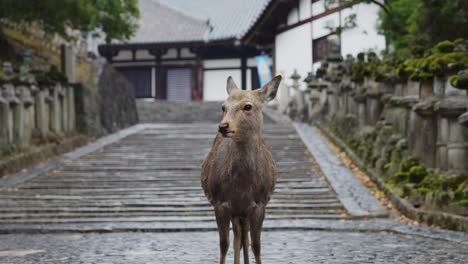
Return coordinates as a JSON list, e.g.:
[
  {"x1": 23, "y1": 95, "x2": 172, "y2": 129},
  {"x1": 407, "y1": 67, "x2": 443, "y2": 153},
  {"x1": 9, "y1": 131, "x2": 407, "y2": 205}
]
[
  {"x1": 0, "y1": 214, "x2": 346, "y2": 224},
  {"x1": 0, "y1": 123, "x2": 347, "y2": 229}
]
